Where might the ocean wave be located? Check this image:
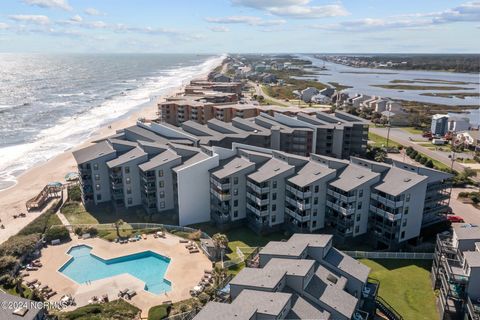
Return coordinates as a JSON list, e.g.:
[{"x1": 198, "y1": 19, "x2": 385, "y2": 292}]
[{"x1": 0, "y1": 54, "x2": 225, "y2": 190}]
